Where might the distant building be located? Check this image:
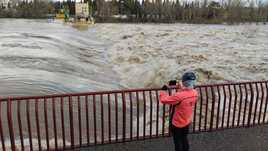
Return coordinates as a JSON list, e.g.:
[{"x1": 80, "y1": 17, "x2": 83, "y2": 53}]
[
  {"x1": 0, "y1": 0, "x2": 19, "y2": 9},
  {"x1": 10, "y1": 0, "x2": 19, "y2": 7},
  {"x1": 75, "y1": 2, "x2": 89, "y2": 18},
  {"x1": 0, "y1": 0, "x2": 9, "y2": 9}
]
